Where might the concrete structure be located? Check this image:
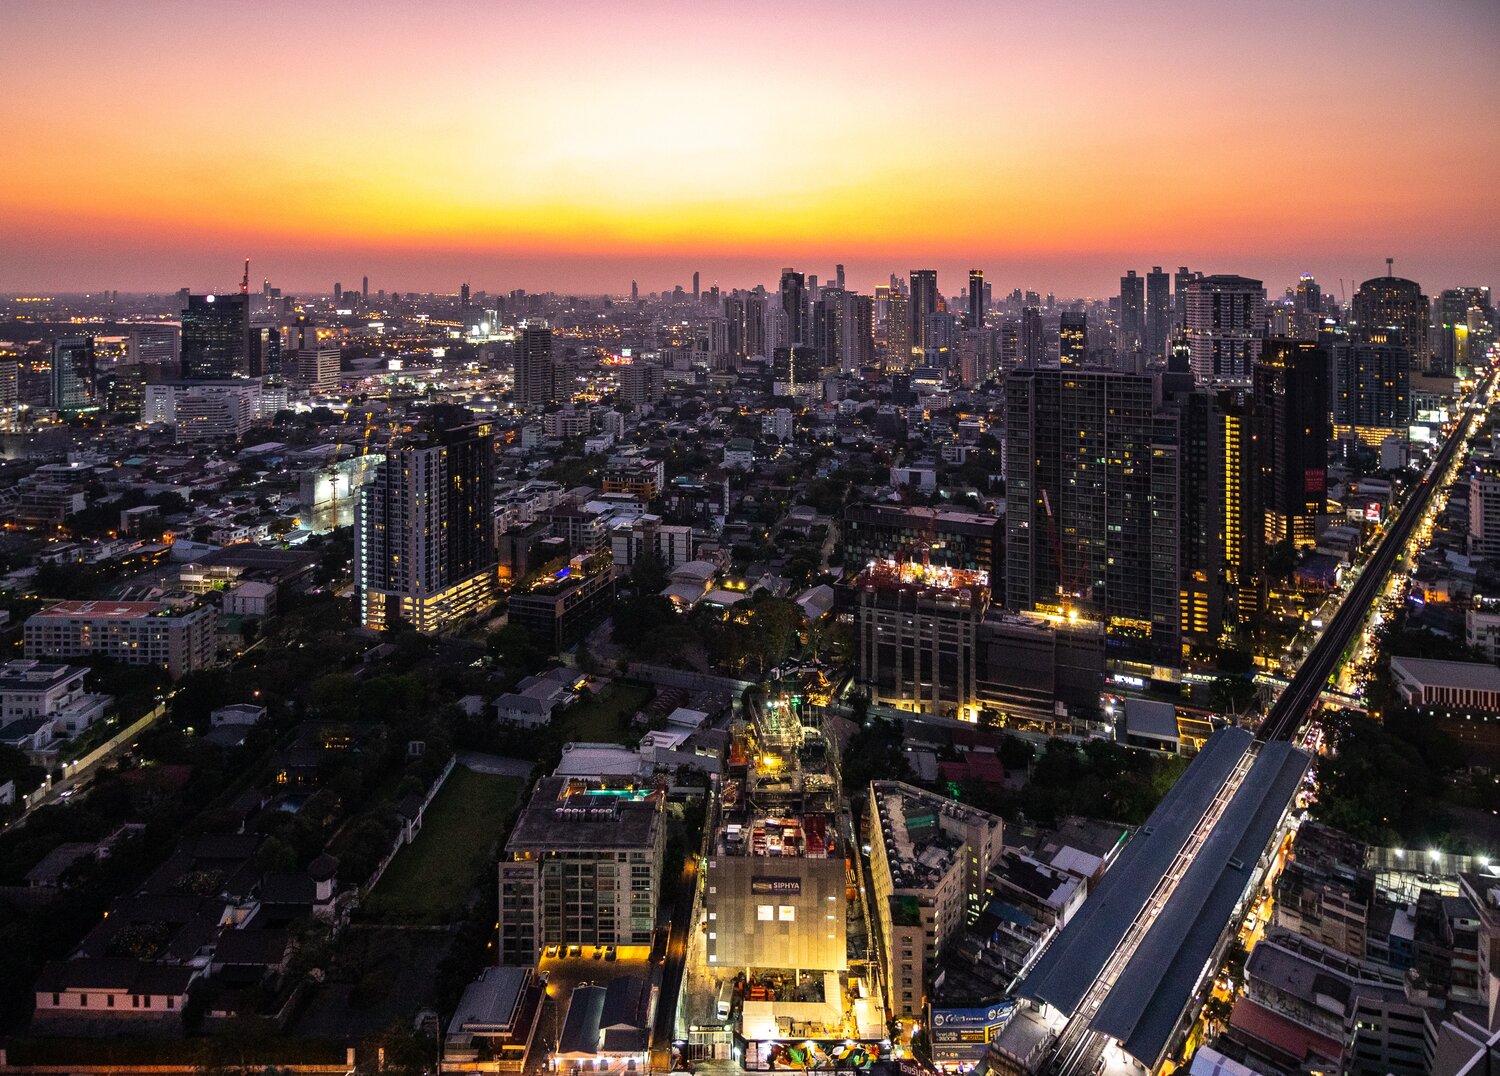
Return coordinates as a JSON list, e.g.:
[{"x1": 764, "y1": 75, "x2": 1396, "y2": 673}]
[
  {"x1": 497, "y1": 777, "x2": 665, "y2": 964},
  {"x1": 867, "y1": 781, "x2": 1003, "y2": 1017},
  {"x1": 24, "y1": 601, "x2": 216, "y2": 679},
  {"x1": 1390, "y1": 657, "x2": 1500, "y2": 714}
]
